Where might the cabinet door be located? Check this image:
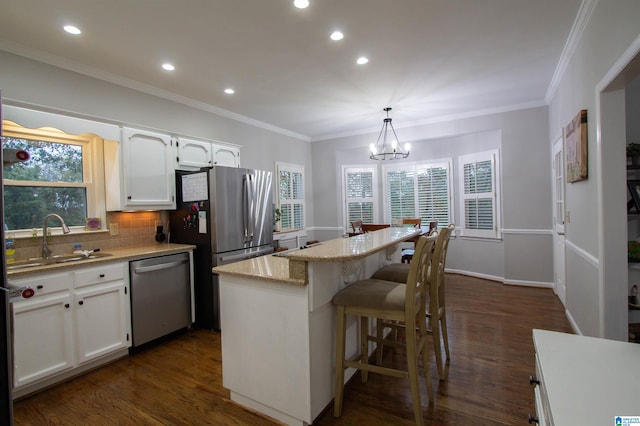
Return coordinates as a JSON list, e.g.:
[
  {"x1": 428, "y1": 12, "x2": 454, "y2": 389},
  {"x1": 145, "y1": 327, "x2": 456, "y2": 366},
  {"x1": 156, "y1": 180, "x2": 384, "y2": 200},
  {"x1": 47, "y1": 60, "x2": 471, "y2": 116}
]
[
  {"x1": 212, "y1": 144, "x2": 240, "y2": 167},
  {"x1": 122, "y1": 127, "x2": 175, "y2": 208},
  {"x1": 11, "y1": 292, "x2": 74, "y2": 389},
  {"x1": 176, "y1": 137, "x2": 213, "y2": 170},
  {"x1": 74, "y1": 281, "x2": 130, "y2": 364}
]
